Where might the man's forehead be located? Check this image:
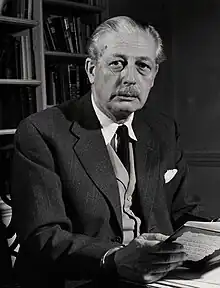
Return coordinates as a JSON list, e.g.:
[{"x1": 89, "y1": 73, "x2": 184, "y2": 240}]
[{"x1": 98, "y1": 30, "x2": 157, "y2": 60}]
